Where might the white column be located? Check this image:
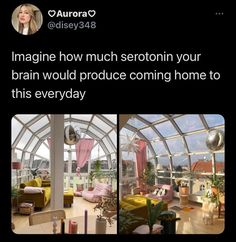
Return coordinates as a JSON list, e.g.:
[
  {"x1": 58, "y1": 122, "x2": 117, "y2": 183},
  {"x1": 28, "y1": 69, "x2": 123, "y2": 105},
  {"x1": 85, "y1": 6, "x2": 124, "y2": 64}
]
[{"x1": 50, "y1": 115, "x2": 64, "y2": 210}]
